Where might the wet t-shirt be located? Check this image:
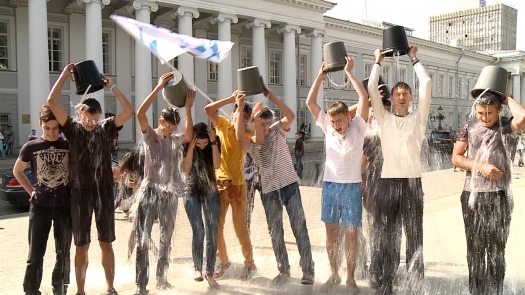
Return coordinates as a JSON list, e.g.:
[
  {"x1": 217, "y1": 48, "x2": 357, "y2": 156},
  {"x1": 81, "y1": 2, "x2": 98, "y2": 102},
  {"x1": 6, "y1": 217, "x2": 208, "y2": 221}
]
[
  {"x1": 183, "y1": 136, "x2": 220, "y2": 196},
  {"x1": 456, "y1": 117, "x2": 517, "y2": 192},
  {"x1": 142, "y1": 126, "x2": 183, "y2": 192},
  {"x1": 62, "y1": 116, "x2": 117, "y2": 189},
  {"x1": 19, "y1": 137, "x2": 70, "y2": 207}
]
